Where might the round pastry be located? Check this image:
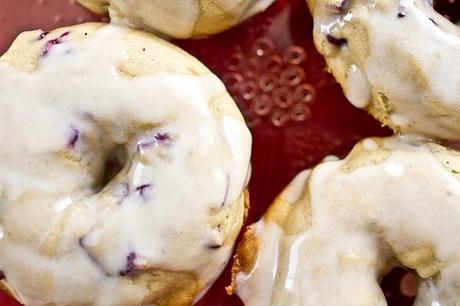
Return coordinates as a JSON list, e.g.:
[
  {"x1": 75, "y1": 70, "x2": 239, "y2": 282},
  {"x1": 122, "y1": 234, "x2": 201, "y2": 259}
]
[
  {"x1": 0, "y1": 22, "x2": 252, "y2": 306},
  {"x1": 230, "y1": 136, "x2": 460, "y2": 305},
  {"x1": 308, "y1": 0, "x2": 460, "y2": 140},
  {"x1": 77, "y1": 0, "x2": 275, "y2": 39}
]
